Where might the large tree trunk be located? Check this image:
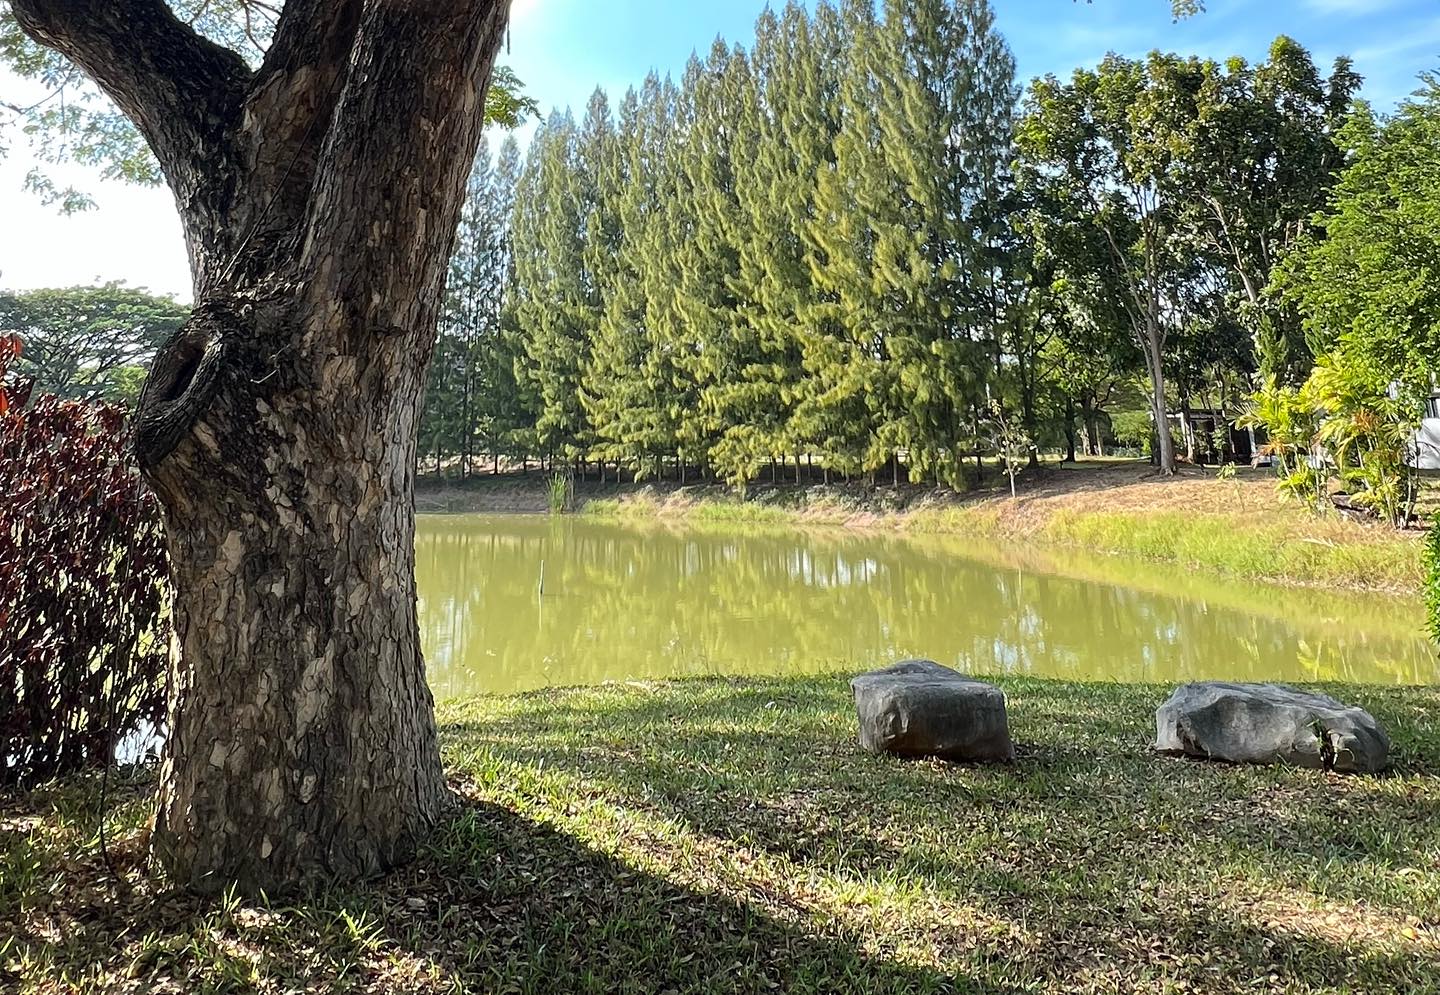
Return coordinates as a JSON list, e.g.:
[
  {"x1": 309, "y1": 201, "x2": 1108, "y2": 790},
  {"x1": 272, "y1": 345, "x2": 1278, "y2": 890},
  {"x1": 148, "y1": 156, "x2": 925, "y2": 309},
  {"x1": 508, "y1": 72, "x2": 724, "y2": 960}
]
[
  {"x1": 143, "y1": 313, "x2": 449, "y2": 886},
  {"x1": 14, "y1": 0, "x2": 510, "y2": 894}
]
